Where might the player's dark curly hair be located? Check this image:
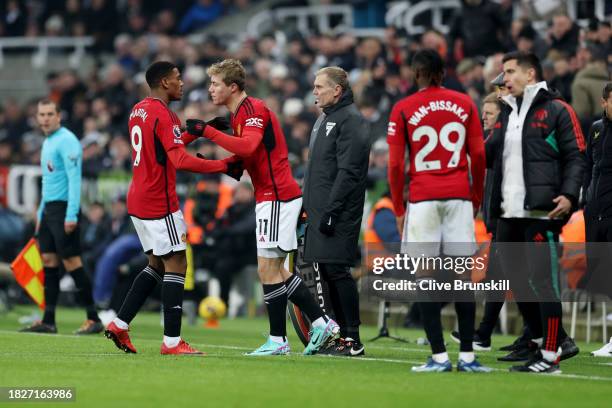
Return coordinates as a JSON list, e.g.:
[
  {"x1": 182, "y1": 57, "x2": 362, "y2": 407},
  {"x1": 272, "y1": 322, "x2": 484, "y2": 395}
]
[
  {"x1": 145, "y1": 61, "x2": 178, "y2": 89},
  {"x1": 411, "y1": 49, "x2": 444, "y2": 87}
]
